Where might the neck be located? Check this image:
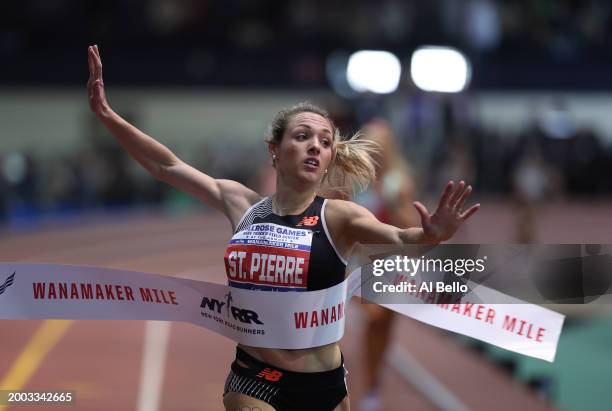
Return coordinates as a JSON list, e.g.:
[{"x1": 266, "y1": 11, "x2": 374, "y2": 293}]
[{"x1": 273, "y1": 181, "x2": 317, "y2": 216}]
